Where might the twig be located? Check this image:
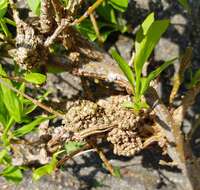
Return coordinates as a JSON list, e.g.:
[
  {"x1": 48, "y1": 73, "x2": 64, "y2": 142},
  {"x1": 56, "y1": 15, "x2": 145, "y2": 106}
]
[
  {"x1": 57, "y1": 143, "x2": 91, "y2": 167},
  {"x1": 170, "y1": 47, "x2": 192, "y2": 103},
  {"x1": 44, "y1": 18, "x2": 71, "y2": 47},
  {"x1": 51, "y1": 0, "x2": 65, "y2": 23},
  {"x1": 90, "y1": 13, "x2": 103, "y2": 45},
  {"x1": 145, "y1": 87, "x2": 185, "y2": 168},
  {"x1": 44, "y1": 0, "x2": 104, "y2": 47},
  {"x1": 73, "y1": 0, "x2": 104, "y2": 25},
  {"x1": 95, "y1": 147, "x2": 115, "y2": 176},
  {"x1": 173, "y1": 81, "x2": 200, "y2": 127},
  {"x1": 0, "y1": 77, "x2": 63, "y2": 117}
]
